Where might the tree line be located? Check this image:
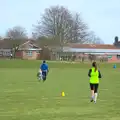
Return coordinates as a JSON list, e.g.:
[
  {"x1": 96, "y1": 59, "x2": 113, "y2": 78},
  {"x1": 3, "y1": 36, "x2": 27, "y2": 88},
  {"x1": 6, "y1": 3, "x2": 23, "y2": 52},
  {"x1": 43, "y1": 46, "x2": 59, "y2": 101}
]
[{"x1": 1, "y1": 5, "x2": 104, "y2": 45}]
